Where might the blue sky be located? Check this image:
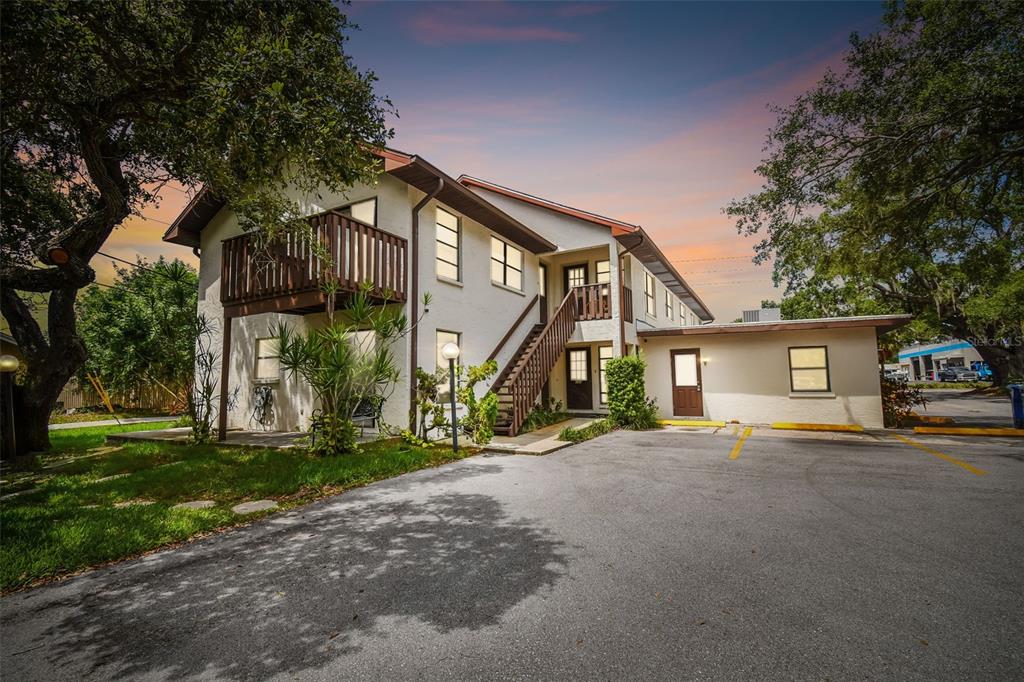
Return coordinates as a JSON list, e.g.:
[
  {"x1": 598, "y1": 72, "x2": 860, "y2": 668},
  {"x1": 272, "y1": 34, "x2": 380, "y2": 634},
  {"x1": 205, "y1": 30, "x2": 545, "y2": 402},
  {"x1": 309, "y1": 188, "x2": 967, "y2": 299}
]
[{"x1": 124, "y1": 1, "x2": 885, "y2": 321}]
